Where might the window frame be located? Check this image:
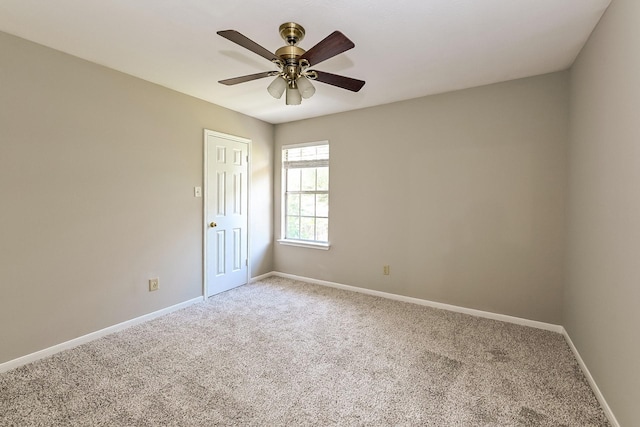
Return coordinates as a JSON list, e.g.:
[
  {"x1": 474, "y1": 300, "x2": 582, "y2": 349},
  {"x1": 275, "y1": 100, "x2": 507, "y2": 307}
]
[{"x1": 278, "y1": 141, "x2": 330, "y2": 250}]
